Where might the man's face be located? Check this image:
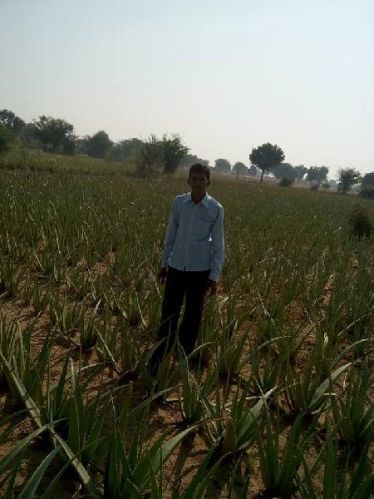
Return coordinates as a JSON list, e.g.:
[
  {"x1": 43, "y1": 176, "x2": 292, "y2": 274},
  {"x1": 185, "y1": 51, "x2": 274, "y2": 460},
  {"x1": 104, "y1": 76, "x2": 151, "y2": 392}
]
[{"x1": 188, "y1": 172, "x2": 210, "y2": 195}]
